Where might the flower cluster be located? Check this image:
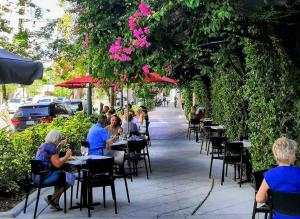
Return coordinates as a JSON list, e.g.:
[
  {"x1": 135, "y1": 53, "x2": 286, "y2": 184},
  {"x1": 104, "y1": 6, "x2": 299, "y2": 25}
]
[
  {"x1": 128, "y1": 2, "x2": 153, "y2": 48},
  {"x1": 164, "y1": 64, "x2": 173, "y2": 73},
  {"x1": 109, "y1": 37, "x2": 133, "y2": 62},
  {"x1": 142, "y1": 64, "x2": 150, "y2": 74},
  {"x1": 151, "y1": 86, "x2": 159, "y2": 92}
]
